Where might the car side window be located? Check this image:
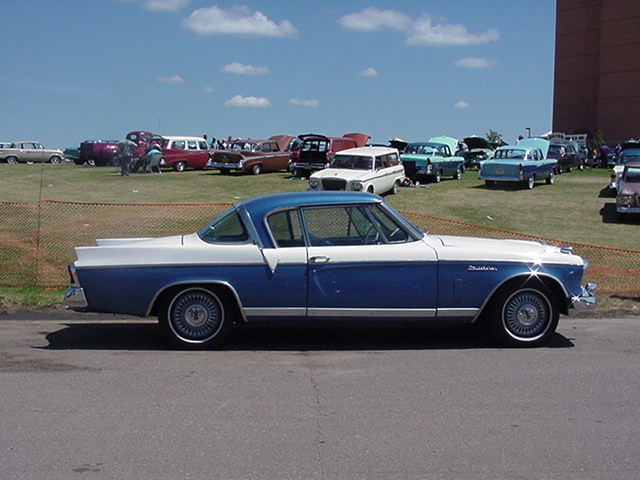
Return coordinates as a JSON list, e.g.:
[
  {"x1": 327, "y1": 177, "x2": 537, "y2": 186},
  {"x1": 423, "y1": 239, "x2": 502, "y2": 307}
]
[
  {"x1": 198, "y1": 210, "x2": 249, "y2": 244},
  {"x1": 188, "y1": 141, "x2": 197, "y2": 150},
  {"x1": 267, "y1": 209, "x2": 305, "y2": 247},
  {"x1": 198, "y1": 141, "x2": 207, "y2": 150},
  {"x1": 302, "y1": 206, "x2": 383, "y2": 246},
  {"x1": 173, "y1": 140, "x2": 186, "y2": 150},
  {"x1": 366, "y1": 205, "x2": 411, "y2": 243}
]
